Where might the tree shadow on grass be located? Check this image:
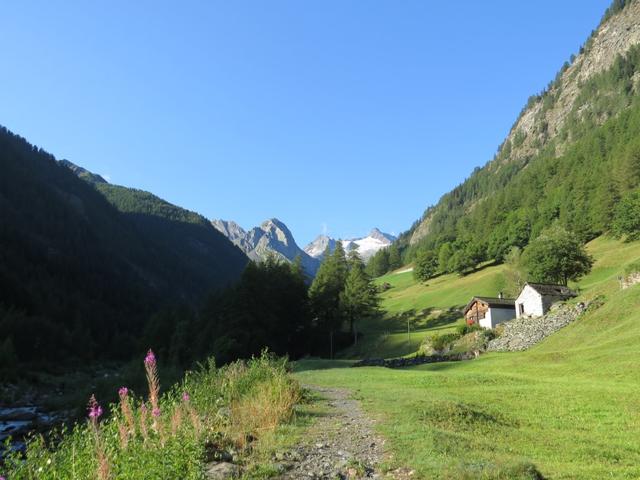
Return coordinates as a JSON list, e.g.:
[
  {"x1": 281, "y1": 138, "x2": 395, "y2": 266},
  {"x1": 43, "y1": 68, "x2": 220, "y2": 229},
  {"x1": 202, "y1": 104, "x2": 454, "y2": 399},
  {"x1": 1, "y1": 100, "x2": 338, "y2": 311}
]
[
  {"x1": 291, "y1": 359, "x2": 355, "y2": 373},
  {"x1": 381, "y1": 307, "x2": 463, "y2": 333}
]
